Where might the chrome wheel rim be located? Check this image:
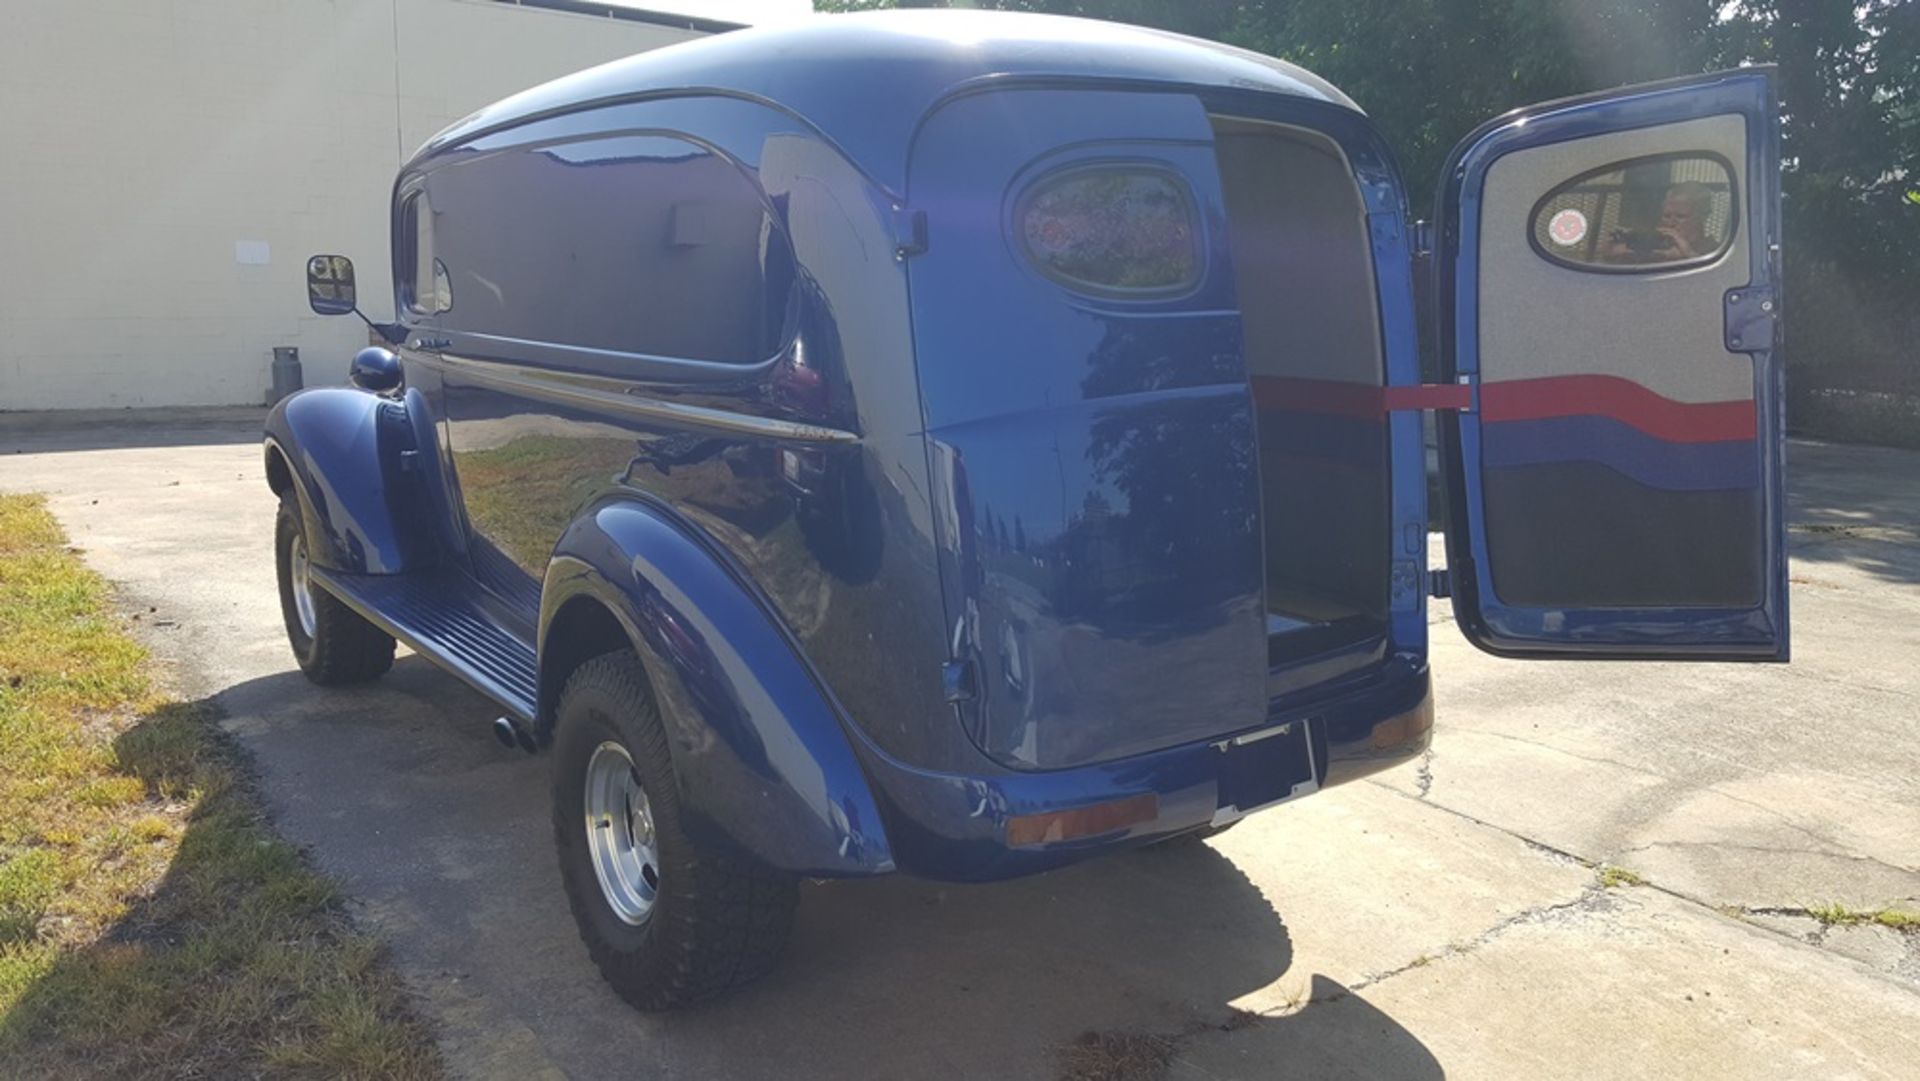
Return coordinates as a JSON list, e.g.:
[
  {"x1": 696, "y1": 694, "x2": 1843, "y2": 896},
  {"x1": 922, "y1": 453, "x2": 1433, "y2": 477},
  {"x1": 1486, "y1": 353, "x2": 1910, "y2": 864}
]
[
  {"x1": 584, "y1": 741, "x2": 659, "y2": 925},
  {"x1": 290, "y1": 532, "x2": 318, "y2": 639}
]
